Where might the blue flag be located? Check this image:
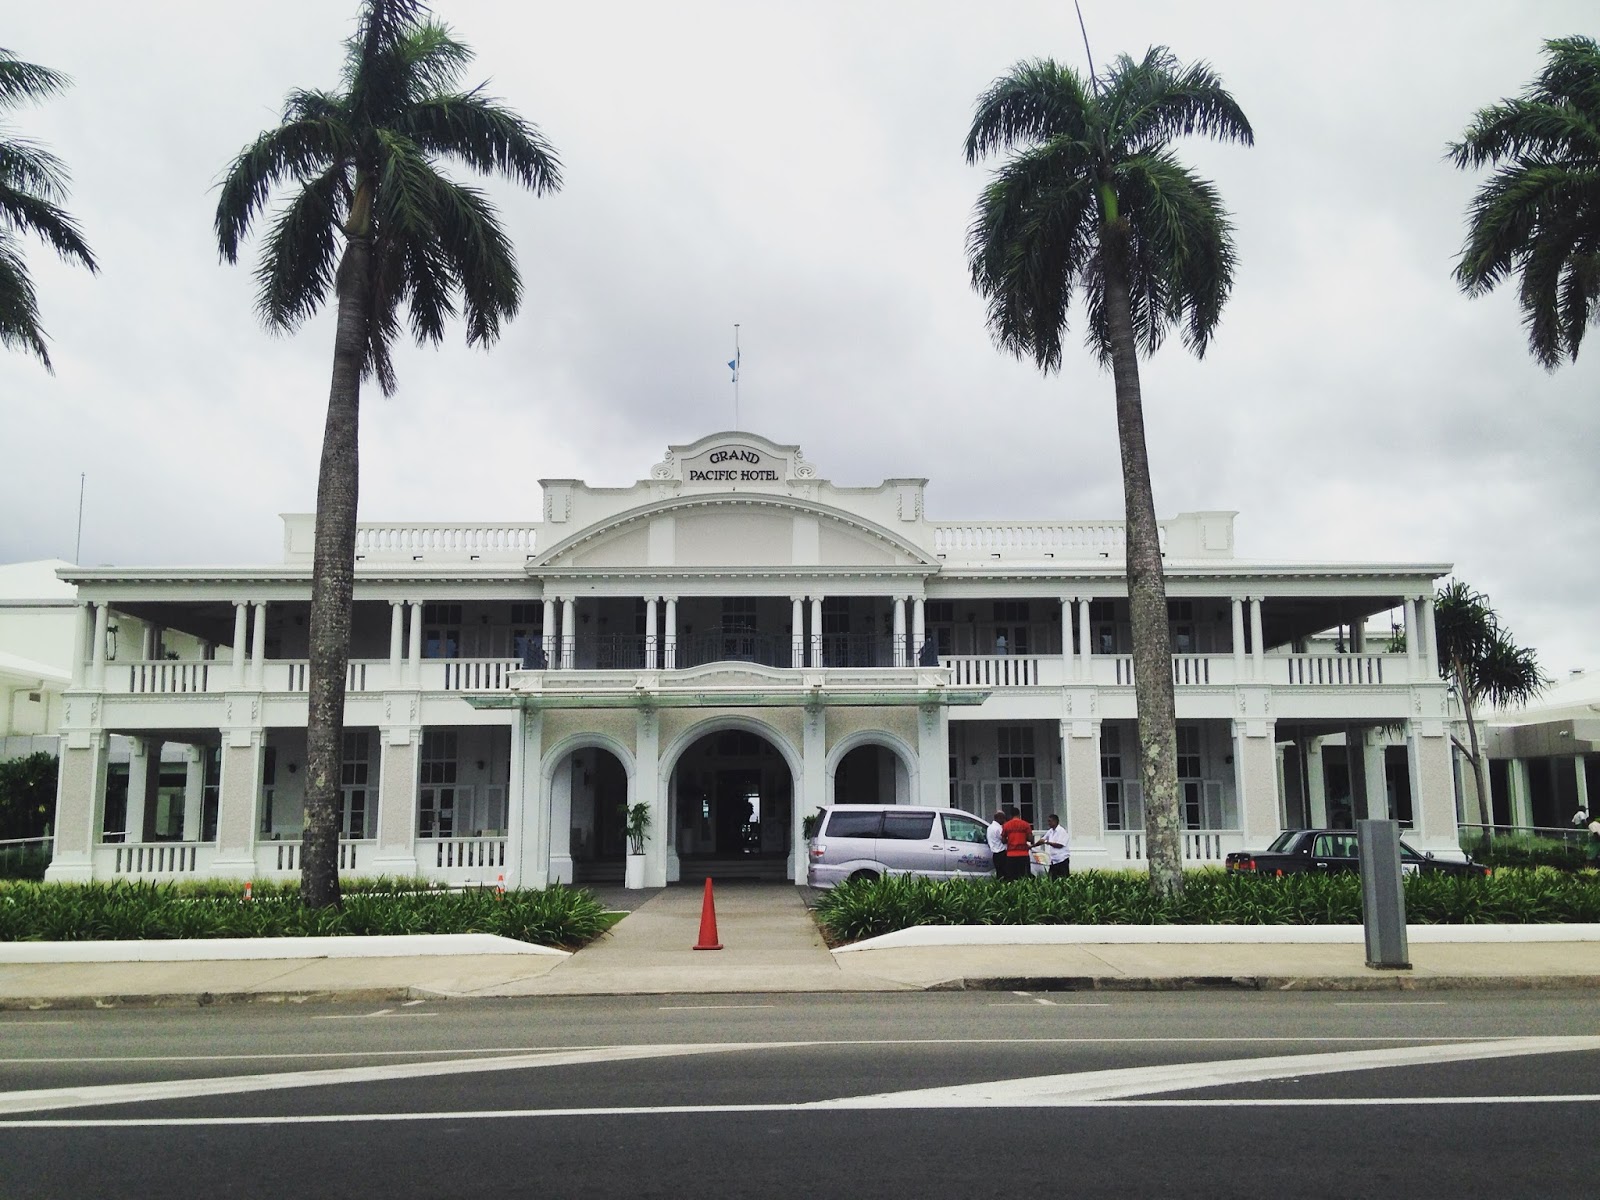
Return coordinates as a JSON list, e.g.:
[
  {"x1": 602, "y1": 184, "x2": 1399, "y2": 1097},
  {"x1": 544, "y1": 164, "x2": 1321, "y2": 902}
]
[{"x1": 728, "y1": 350, "x2": 740, "y2": 381}]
